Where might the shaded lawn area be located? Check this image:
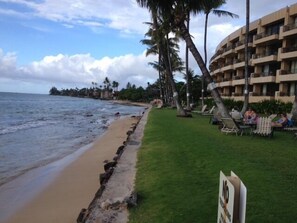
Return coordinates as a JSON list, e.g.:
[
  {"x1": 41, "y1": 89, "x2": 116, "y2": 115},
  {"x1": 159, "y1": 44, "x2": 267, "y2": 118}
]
[{"x1": 129, "y1": 108, "x2": 297, "y2": 223}]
